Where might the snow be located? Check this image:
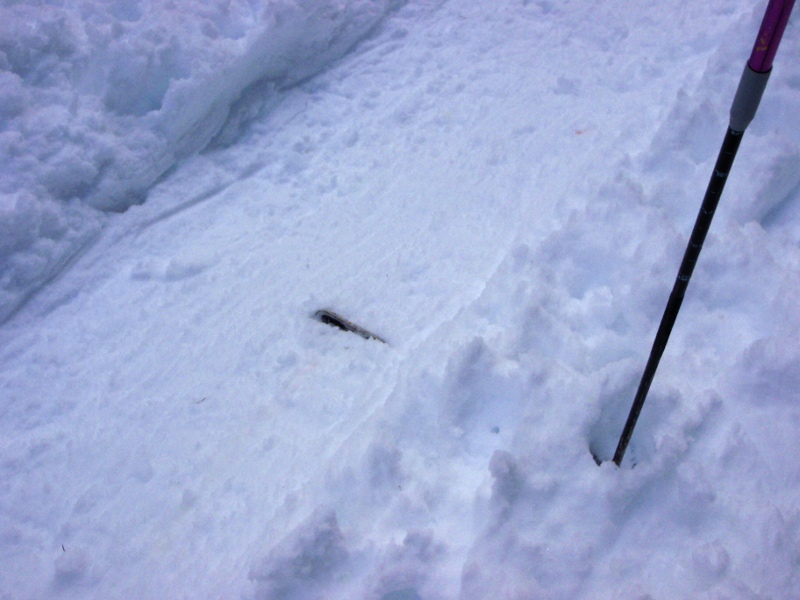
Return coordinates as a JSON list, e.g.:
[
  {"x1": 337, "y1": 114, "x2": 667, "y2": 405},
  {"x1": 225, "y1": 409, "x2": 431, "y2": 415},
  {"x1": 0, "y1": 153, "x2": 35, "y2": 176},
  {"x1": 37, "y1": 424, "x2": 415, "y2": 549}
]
[
  {"x1": 0, "y1": 0, "x2": 401, "y2": 323},
  {"x1": 1, "y1": 0, "x2": 799, "y2": 598}
]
